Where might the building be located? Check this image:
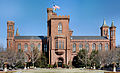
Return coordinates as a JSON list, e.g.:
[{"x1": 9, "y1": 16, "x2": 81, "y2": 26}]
[{"x1": 7, "y1": 8, "x2": 116, "y2": 67}]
